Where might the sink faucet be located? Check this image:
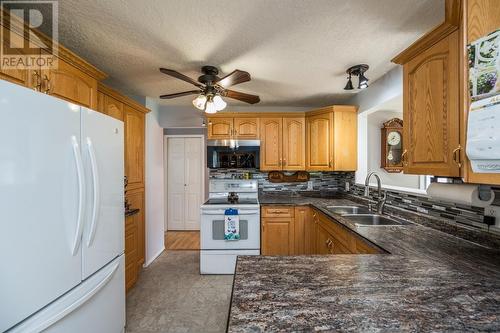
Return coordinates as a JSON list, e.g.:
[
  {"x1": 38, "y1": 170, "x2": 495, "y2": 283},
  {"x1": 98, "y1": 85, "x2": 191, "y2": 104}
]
[{"x1": 364, "y1": 172, "x2": 386, "y2": 214}]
